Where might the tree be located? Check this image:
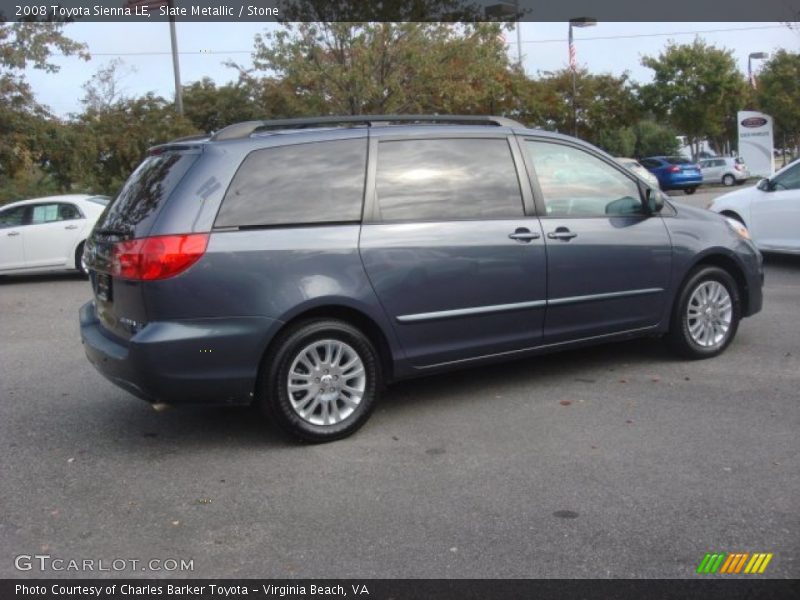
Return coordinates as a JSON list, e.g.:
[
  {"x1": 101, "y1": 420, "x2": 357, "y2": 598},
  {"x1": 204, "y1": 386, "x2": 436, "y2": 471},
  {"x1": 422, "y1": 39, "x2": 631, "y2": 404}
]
[
  {"x1": 641, "y1": 39, "x2": 747, "y2": 156},
  {"x1": 248, "y1": 21, "x2": 523, "y2": 116},
  {"x1": 756, "y1": 50, "x2": 800, "y2": 155},
  {"x1": 81, "y1": 59, "x2": 136, "y2": 112},
  {"x1": 182, "y1": 77, "x2": 263, "y2": 133},
  {"x1": 521, "y1": 69, "x2": 641, "y2": 153},
  {"x1": 72, "y1": 94, "x2": 198, "y2": 195},
  {"x1": 0, "y1": 22, "x2": 88, "y2": 202}
]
